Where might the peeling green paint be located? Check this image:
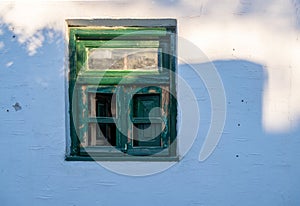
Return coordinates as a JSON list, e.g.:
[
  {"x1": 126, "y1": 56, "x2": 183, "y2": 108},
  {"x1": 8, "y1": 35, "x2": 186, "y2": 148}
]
[{"x1": 68, "y1": 20, "x2": 177, "y2": 161}]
